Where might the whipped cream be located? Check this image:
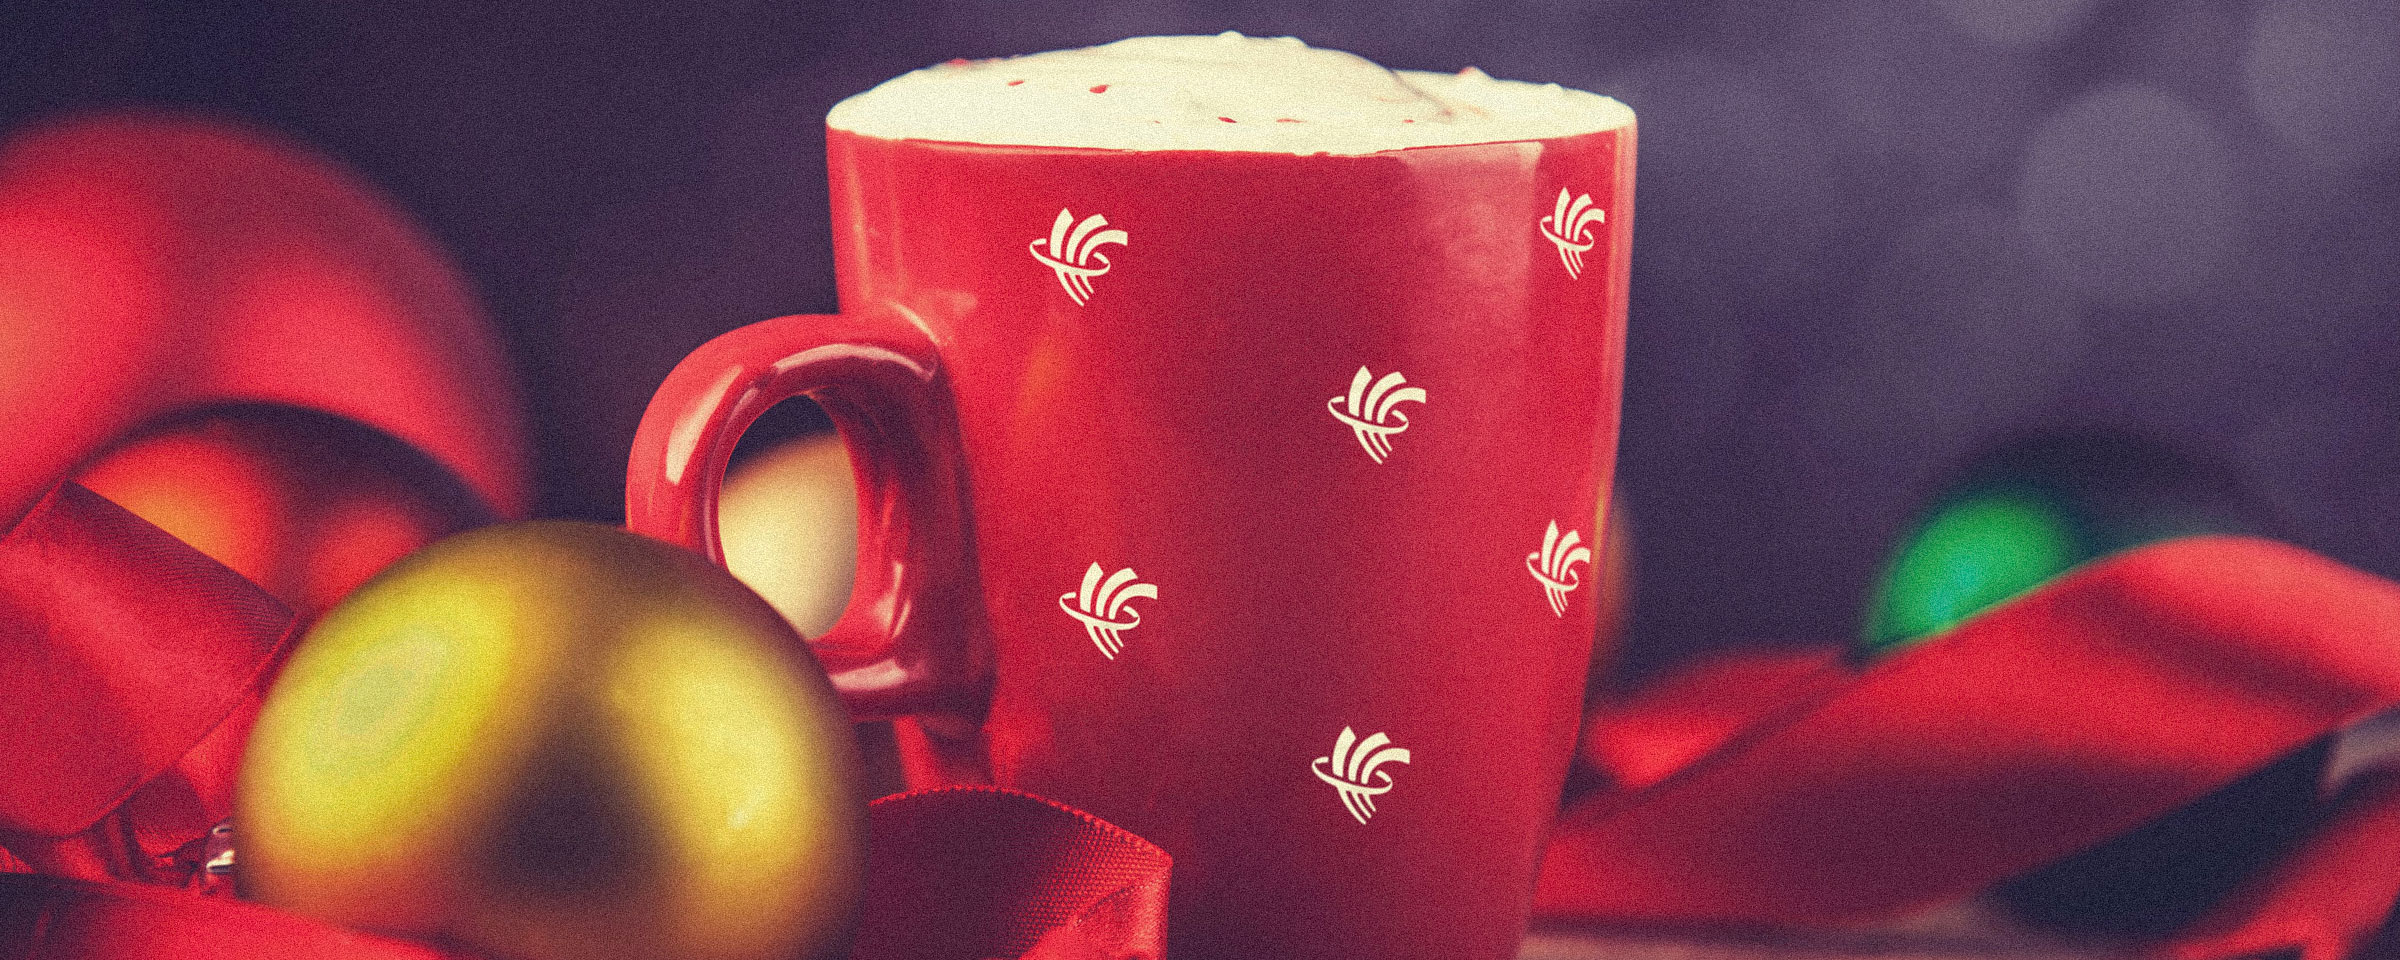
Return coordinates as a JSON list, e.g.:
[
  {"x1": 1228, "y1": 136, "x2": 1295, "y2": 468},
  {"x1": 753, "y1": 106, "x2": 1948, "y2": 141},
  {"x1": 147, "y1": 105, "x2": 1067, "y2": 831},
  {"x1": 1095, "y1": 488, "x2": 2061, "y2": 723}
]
[{"x1": 827, "y1": 33, "x2": 1632, "y2": 155}]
